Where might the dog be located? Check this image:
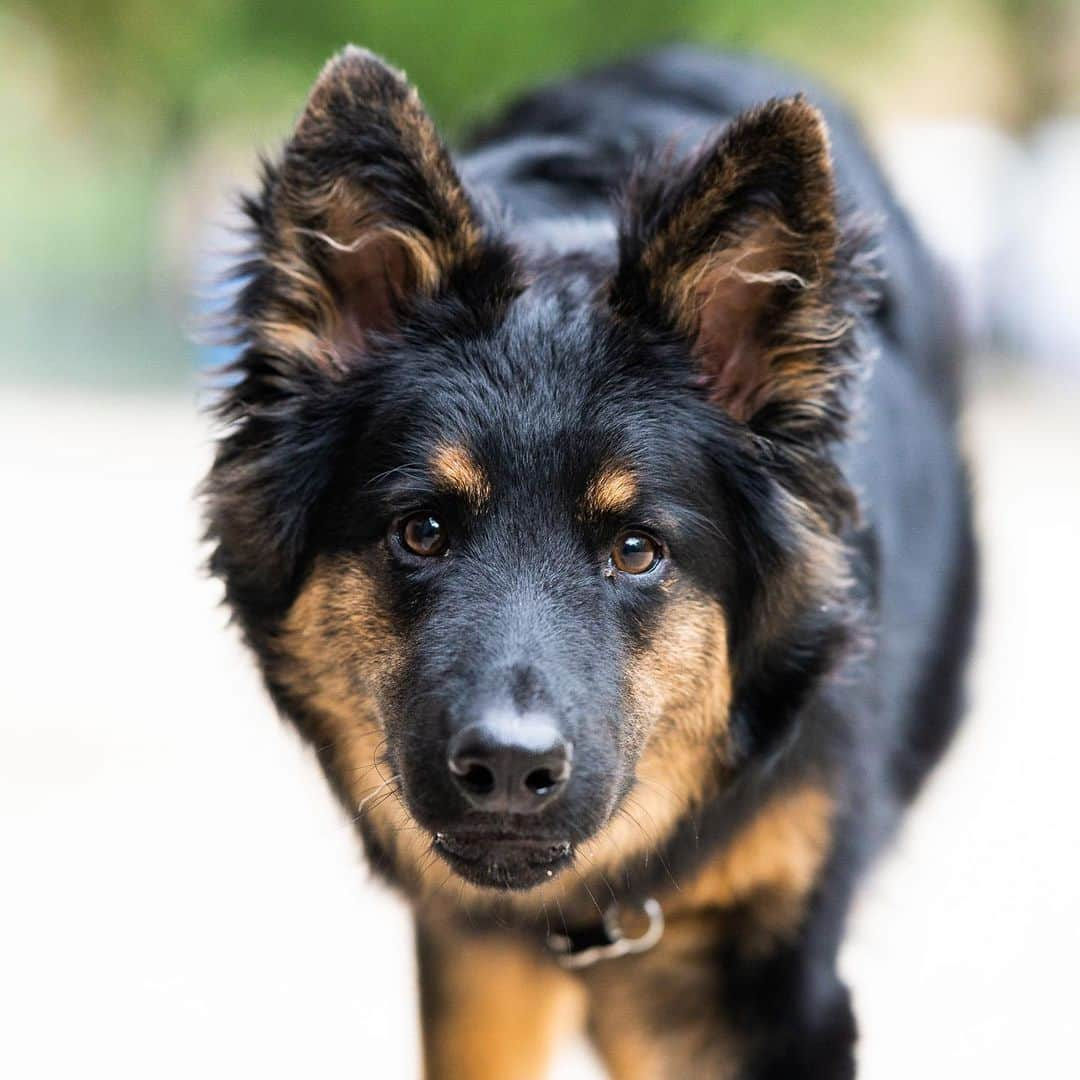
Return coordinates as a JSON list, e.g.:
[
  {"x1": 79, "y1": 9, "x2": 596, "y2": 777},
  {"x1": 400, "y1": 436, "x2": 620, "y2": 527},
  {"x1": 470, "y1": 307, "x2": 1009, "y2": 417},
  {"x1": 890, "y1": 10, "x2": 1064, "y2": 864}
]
[{"x1": 204, "y1": 44, "x2": 976, "y2": 1078}]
